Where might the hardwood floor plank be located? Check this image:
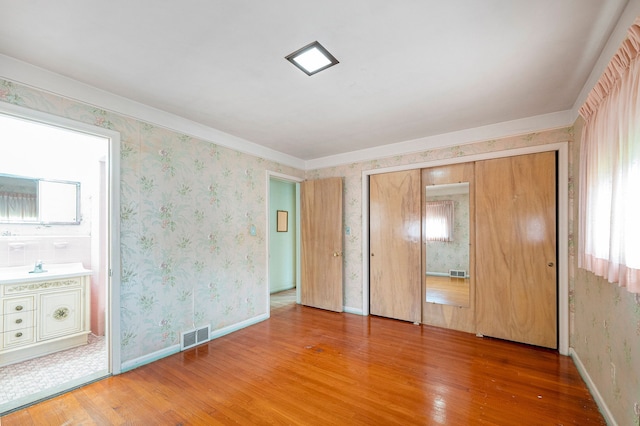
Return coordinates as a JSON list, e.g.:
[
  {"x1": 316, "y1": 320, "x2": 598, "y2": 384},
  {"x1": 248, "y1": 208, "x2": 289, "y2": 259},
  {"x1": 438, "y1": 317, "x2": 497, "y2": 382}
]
[{"x1": 1, "y1": 304, "x2": 605, "y2": 425}]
